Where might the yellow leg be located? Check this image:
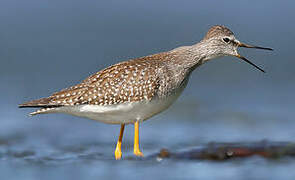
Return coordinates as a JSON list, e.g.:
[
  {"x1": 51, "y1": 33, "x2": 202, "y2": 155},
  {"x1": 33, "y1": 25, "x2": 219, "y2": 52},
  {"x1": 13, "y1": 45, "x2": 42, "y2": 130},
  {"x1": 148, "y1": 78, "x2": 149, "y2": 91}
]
[
  {"x1": 134, "y1": 121, "x2": 144, "y2": 157},
  {"x1": 114, "y1": 124, "x2": 125, "y2": 160}
]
